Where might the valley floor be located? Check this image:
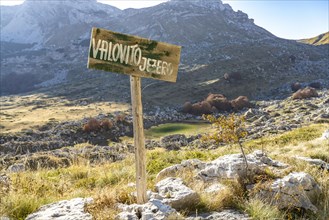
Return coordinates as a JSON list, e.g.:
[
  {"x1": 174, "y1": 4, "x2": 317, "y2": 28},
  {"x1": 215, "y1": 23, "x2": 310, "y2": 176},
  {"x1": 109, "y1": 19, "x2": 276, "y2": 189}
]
[{"x1": 0, "y1": 89, "x2": 328, "y2": 219}]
